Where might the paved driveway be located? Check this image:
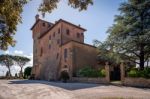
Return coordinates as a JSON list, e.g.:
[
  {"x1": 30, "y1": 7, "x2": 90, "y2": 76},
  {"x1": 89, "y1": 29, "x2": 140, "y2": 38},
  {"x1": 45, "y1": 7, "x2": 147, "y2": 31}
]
[{"x1": 0, "y1": 80, "x2": 150, "y2": 99}]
